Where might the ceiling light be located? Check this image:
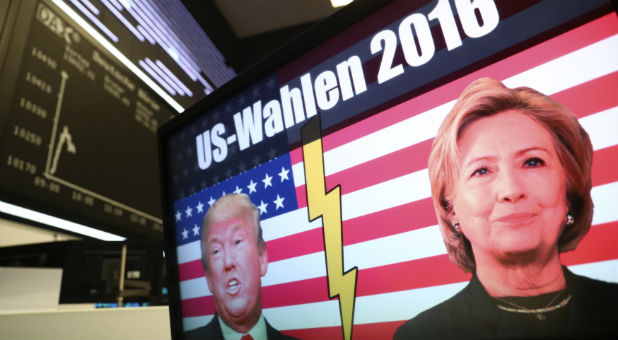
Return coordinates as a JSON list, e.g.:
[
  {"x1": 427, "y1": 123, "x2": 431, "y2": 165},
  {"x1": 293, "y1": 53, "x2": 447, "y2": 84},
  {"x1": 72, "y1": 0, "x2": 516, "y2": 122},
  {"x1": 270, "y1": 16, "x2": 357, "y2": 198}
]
[
  {"x1": 50, "y1": 0, "x2": 184, "y2": 112},
  {"x1": 0, "y1": 200, "x2": 126, "y2": 241},
  {"x1": 331, "y1": 0, "x2": 354, "y2": 8}
]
